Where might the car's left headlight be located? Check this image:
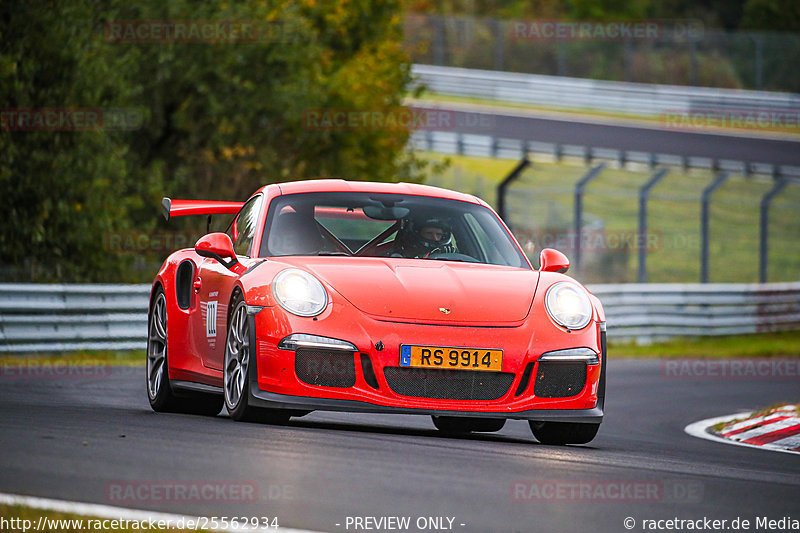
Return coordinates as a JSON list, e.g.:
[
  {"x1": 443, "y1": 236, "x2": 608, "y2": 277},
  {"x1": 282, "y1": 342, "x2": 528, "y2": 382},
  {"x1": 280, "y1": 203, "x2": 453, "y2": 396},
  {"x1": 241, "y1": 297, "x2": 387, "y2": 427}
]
[
  {"x1": 545, "y1": 282, "x2": 592, "y2": 330},
  {"x1": 272, "y1": 268, "x2": 328, "y2": 317}
]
